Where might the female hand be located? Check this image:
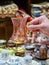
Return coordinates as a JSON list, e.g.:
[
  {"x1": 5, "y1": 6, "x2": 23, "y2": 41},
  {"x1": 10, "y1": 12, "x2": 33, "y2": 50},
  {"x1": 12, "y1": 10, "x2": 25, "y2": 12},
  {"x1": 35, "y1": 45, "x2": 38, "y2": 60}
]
[{"x1": 27, "y1": 15, "x2": 49, "y2": 37}]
